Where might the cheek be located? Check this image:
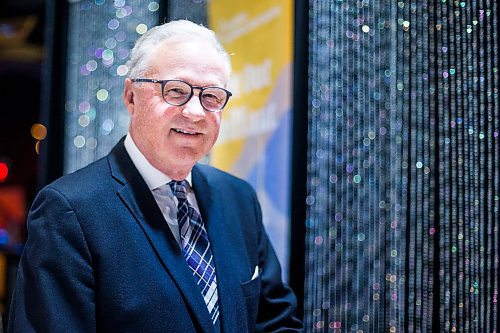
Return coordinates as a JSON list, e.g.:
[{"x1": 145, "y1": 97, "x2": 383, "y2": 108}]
[
  {"x1": 134, "y1": 101, "x2": 169, "y2": 127},
  {"x1": 130, "y1": 108, "x2": 169, "y2": 149},
  {"x1": 209, "y1": 114, "x2": 222, "y2": 131},
  {"x1": 207, "y1": 117, "x2": 221, "y2": 143},
  {"x1": 132, "y1": 110, "x2": 153, "y2": 134}
]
